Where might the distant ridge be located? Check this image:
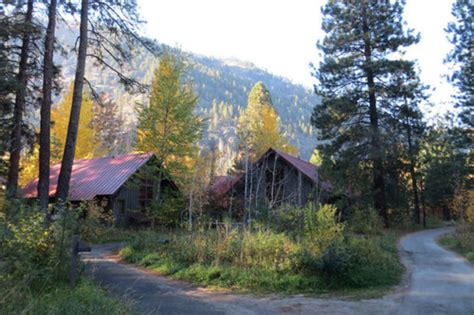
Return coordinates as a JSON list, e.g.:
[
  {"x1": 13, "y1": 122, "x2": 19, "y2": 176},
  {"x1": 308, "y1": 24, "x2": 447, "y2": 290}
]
[{"x1": 54, "y1": 27, "x2": 319, "y2": 173}]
